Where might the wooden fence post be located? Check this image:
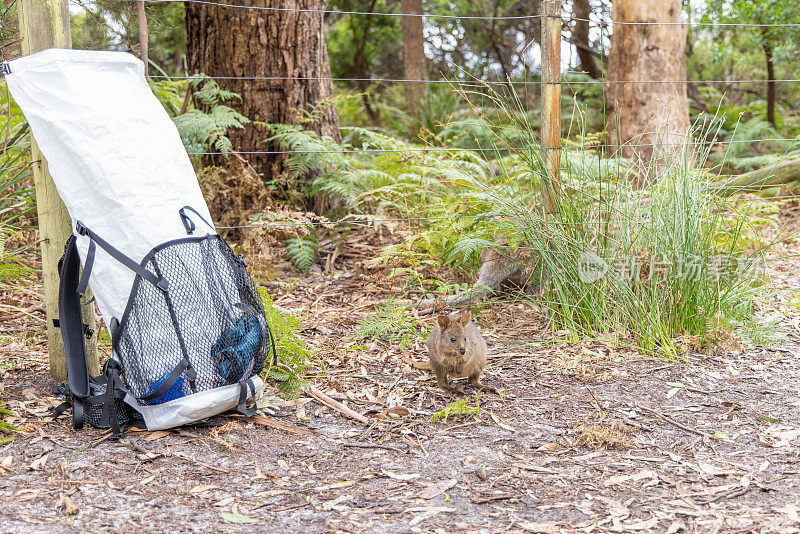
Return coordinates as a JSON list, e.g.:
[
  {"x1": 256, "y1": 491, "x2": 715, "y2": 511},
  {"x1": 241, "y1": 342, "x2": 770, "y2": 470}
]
[
  {"x1": 540, "y1": 0, "x2": 562, "y2": 214},
  {"x1": 18, "y1": 0, "x2": 99, "y2": 379}
]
